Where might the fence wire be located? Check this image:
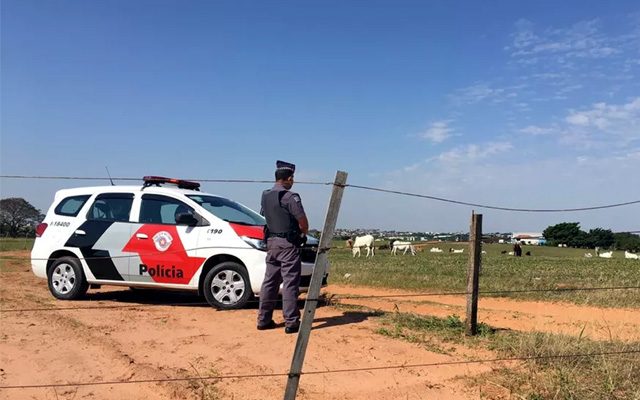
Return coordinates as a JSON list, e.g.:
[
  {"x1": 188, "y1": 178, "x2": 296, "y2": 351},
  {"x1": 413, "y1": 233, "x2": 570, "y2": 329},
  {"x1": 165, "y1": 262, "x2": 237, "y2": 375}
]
[
  {"x1": 0, "y1": 349, "x2": 637, "y2": 390},
  {"x1": 2, "y1": 285, "x2": 640, "y2": 313},
  {"x1": 2, "y1": 174, "x2": 640, "y2": 212}
]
